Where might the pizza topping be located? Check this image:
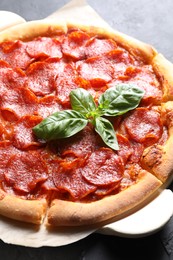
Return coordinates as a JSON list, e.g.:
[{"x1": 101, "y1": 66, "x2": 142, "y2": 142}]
[
  {"x1": 4, "y1": 151, "x2": 48, "y2": 193},
  {"x1": 51, "y1": 156, "x2": 96, "y2": 200},
  {"x1": 0, "y1": 141, "x2": 17, "y2": 181},
  {"x1": 0, "y1": 66, "x2": 26, "y2": 93},
  {"x1": 77, "y1": 55, "x2": 114, "y2": 84},
  {"x1": 26, "y1": 37, "x2": 62, "y2": 59},
  {"x1": 0, "y1": 87, "x2": 38, "y2": 121},
  {"x1": 54, "y1": 124, "x2": 101, "y2": 158},
  {"x1": 38, "y1": 95, "x2": 62, "y2": 118},
  {"x1": 116, "y1": 134, "x2": 132, "y2": 163},
  {"x1": 81, "y1": 148, "x2": 123, "y2": 186},
  {"x1": 26, "y1": 59, "x2": 59, "y2": 96},
  {"x1": 123, "y1": 65, "x2": 163, "y2": 104},
  {"x1": 12, "y1": 115, "x2": 43, "y2": 150},
  {"x1": 55, "y1": 63, "x2": 78, "y2": 106},
  {"x1": 120, "y1": 164, "x2": 140, "y2": 190},
  {"x1": 85, "y1": 38, "x2": 117, "y2": 58},
  {"x1": 33, "y1": 85, "x2": 144, "y2": 150},
  {"x1": 123, "y1": 107, "x2": 163, "y2": 147},
  {"x1": 0, "y1": 40, "x2": 32, "y2": 69},
  {"x1": 62, "y1": 30, "x2": 90, "y2": 60}
]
